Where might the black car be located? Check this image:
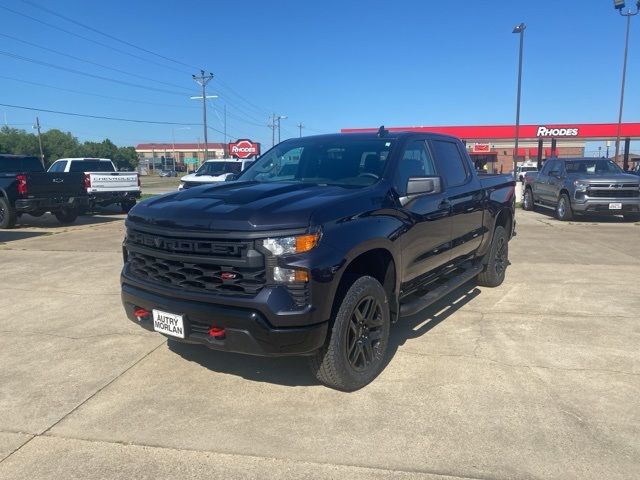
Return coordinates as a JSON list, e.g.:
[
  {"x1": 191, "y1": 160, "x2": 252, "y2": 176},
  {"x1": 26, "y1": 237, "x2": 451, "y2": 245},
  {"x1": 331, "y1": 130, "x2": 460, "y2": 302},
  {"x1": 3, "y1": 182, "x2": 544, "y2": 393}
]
[
  {"x1": 121, "y1": 130, "x2": 515, "y2": 390},
  {"x1": 0, "y1": 154, "x2": 88, "y2": 229}
]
